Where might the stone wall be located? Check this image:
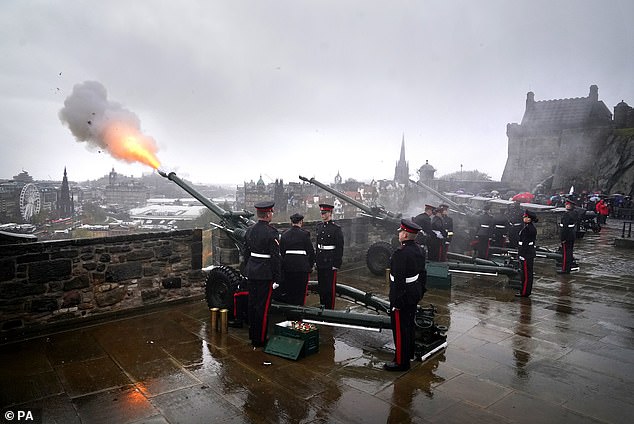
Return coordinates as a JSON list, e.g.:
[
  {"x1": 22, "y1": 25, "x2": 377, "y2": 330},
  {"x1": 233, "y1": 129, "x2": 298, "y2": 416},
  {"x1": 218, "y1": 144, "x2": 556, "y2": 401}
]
[
  {"x1": 209, "y1": 216, "x2": 396, "y2": 269},
  {"x1": 0, "y1": 229, "x2": 206, "y2": 340}
]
